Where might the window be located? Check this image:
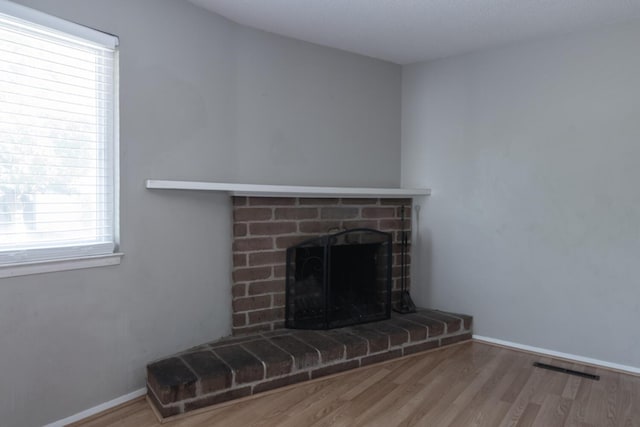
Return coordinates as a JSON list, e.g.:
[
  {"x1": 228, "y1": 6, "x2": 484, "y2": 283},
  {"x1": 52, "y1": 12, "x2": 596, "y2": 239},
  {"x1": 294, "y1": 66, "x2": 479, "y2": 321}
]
[{"x1": 0, "y1": 2, "x2": 119, "y2": 268}]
